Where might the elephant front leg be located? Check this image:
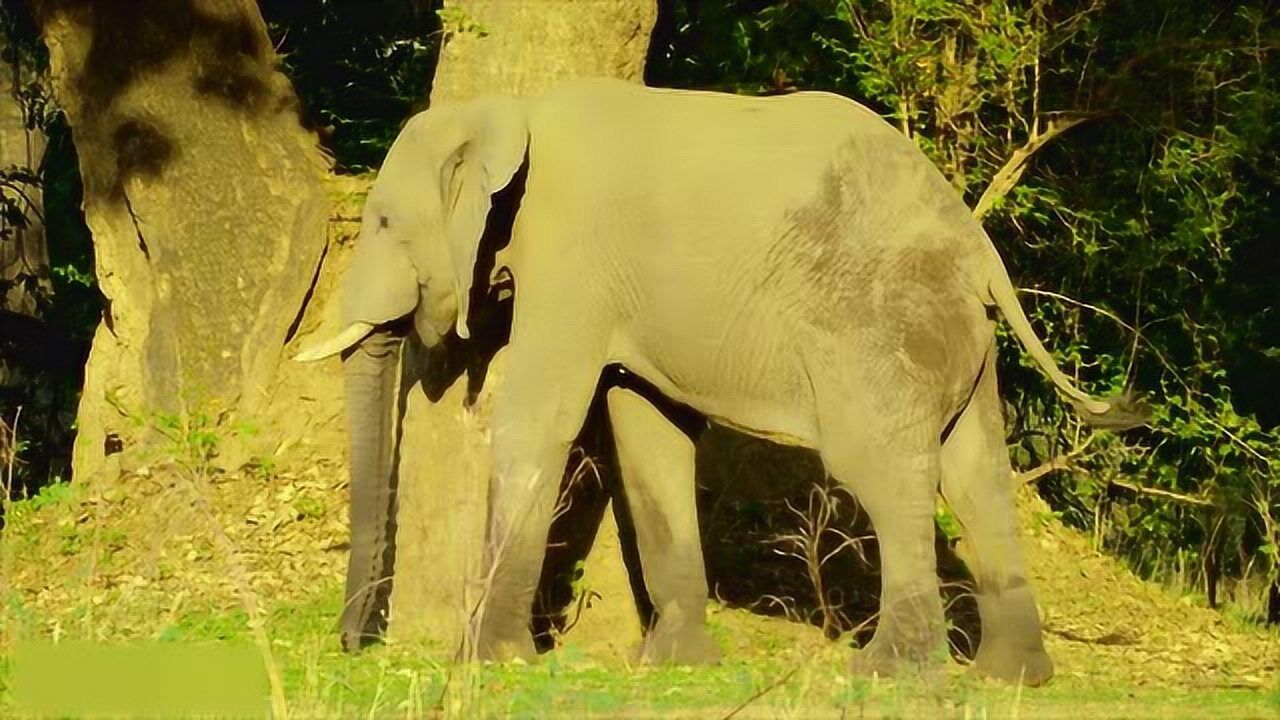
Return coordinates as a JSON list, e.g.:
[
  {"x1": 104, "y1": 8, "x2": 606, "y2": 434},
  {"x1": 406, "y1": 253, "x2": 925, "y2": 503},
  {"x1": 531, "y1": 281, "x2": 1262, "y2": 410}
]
[
  {"x1": 471, "y1": 442, "x2": 575, "y2": 661},
  {"x1": 471, "y1": 361, "x2": 603, "y2": 662},
  {"x1": 607, "y1": 387, "x2": 718, "y2": 665}
]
